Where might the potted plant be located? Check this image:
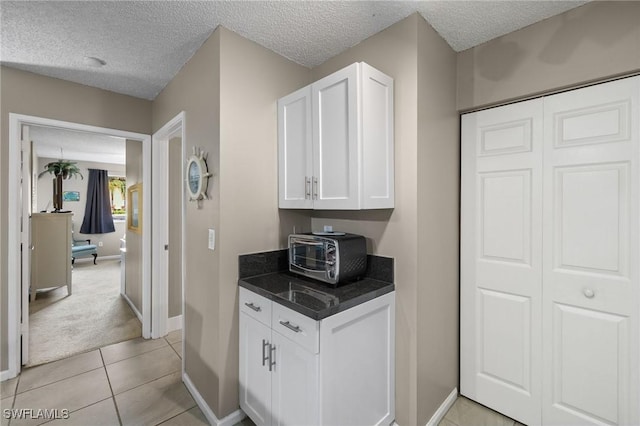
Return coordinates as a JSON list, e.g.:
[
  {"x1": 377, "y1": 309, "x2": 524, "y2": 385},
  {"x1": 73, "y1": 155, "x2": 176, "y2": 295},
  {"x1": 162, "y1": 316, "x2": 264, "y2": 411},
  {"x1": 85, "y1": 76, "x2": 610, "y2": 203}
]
[{"x1": 39, "y1": 160, "x2": 83, "y2": 212}]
